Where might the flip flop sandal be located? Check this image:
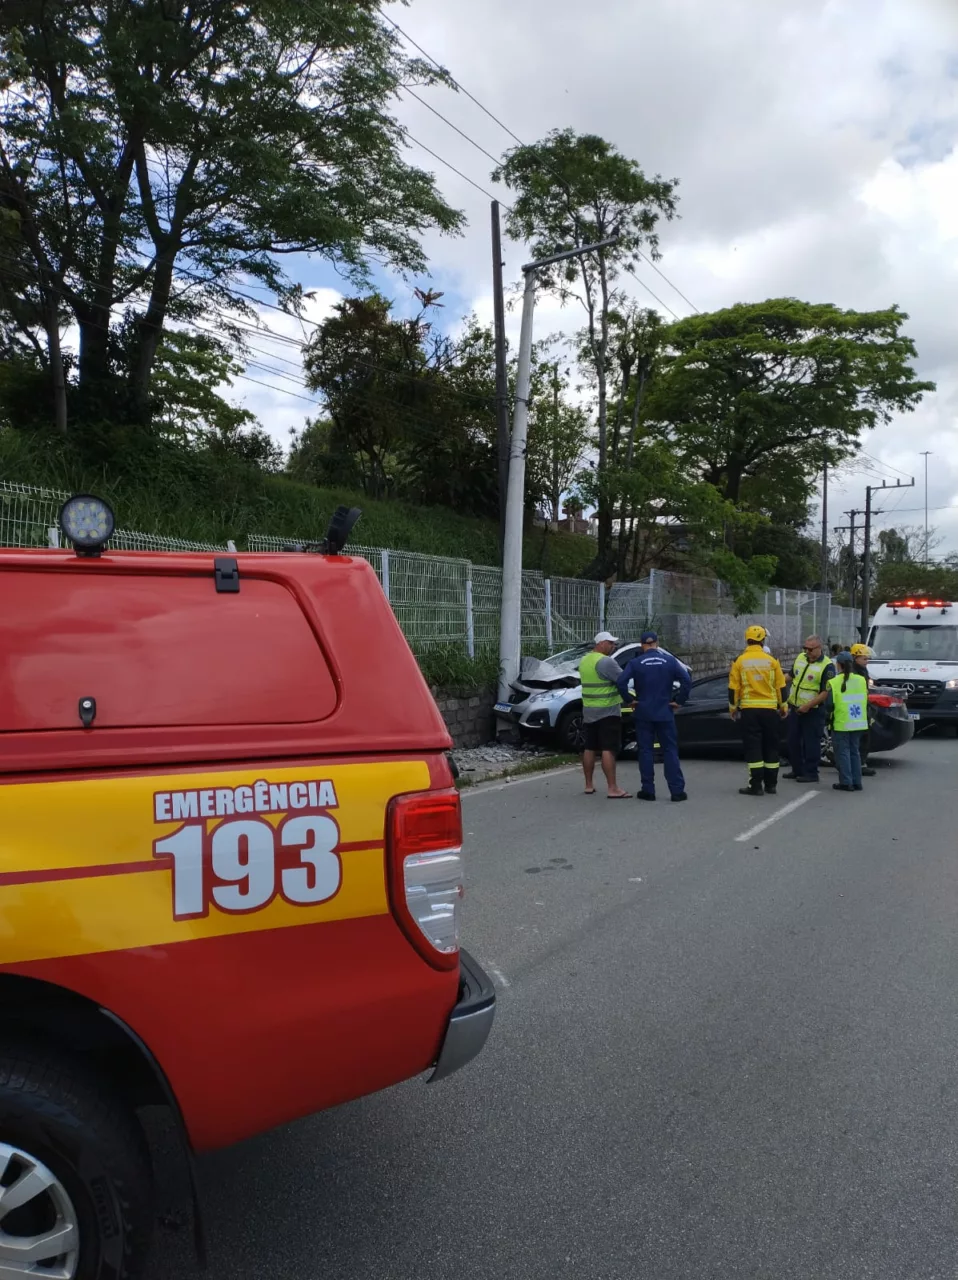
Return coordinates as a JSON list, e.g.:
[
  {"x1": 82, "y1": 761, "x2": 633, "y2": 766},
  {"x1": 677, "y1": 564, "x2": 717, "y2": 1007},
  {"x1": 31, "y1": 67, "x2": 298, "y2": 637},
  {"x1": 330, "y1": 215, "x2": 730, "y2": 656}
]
[{"x1": 607, "y1": 793, "x2": 633, "y2": 800}]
